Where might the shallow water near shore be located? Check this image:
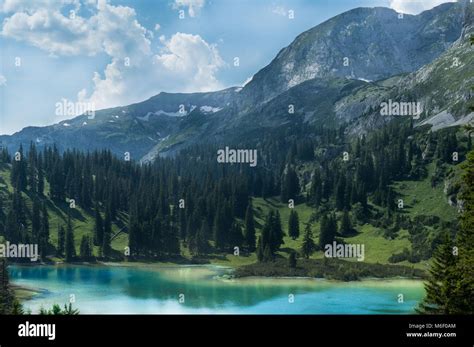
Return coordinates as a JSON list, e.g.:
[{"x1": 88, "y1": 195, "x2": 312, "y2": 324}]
[{"x1": 10, "y1": 264, "x2": 425, "y2": 314}]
